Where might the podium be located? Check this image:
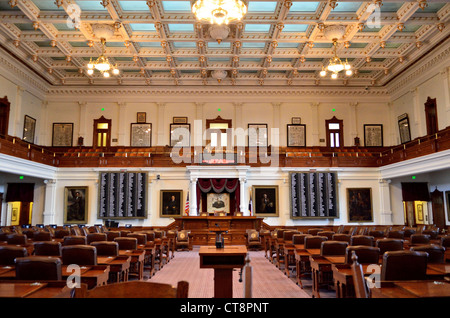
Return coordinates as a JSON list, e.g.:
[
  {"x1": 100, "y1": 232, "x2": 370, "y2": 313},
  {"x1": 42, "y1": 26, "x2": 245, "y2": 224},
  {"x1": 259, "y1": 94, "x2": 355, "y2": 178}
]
[{"x1": 199, "y1": 246, "x2": 248, "y2": 298}]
